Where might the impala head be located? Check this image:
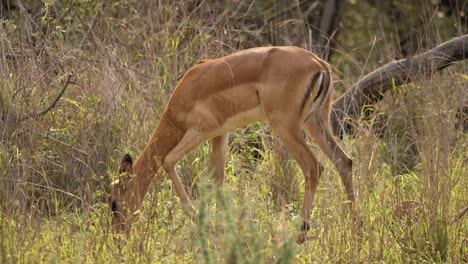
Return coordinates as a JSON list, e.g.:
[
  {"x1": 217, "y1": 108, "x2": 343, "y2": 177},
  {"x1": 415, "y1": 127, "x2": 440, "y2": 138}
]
[{"x1": 109, "y1": 154, "x2": 133, "y2": 232}]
